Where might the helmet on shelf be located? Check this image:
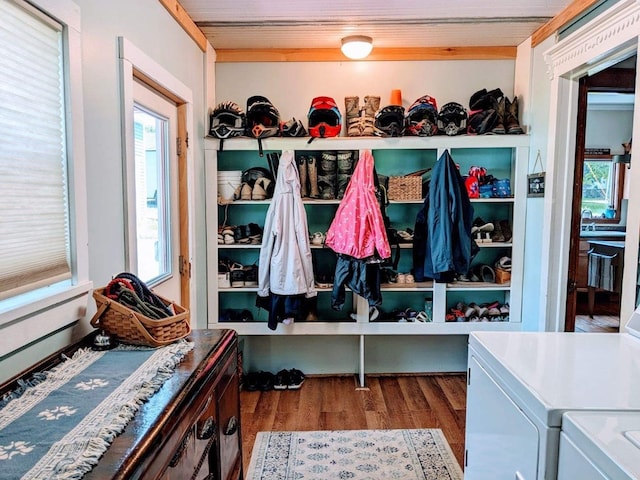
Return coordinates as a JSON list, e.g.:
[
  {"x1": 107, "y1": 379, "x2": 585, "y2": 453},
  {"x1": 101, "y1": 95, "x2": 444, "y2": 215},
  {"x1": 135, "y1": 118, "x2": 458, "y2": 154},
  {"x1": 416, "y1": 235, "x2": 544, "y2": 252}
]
[
  {"x1": 437, "y1": 102, "x2": 468, "y2": 136},
  {"x1": 374, "y1": 105, "x2": 405, "y2": 137},
  {"x1": 405, "y1": 95, "x2": 439, "y2": 137},
  {"x1": 209, "y1": 101, "x2": 246, "y2": 139},
  {"x1": 246, "y1": 95, "x2": 281, "y2": 139},
  {"x1": 307, "y1": 96, "x2": 342, "y2": 138}
]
